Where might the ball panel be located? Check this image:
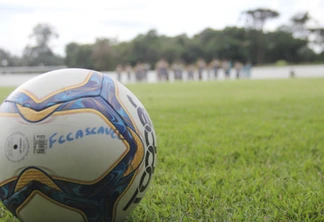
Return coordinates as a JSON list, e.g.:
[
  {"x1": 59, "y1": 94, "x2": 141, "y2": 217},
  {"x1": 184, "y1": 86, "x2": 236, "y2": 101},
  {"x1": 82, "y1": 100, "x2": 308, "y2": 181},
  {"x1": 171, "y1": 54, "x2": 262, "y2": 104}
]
[
  {"x1": 0, "y1": 110, "x2": 128, "y2": 183},
  {"x1": 114, "y1": 80, "x2": 156, "y2": 141},
  {"x1": 110, "y1": 80, "x2": 157, "y2": 218},
  {"x1": 11, "y1": 69, "x2": 93, "y2": 102},
  {"x1": 18, "y1": 191, "x2": 86, "y2": 222},
  {"x1": 99, "y1": 75, "x2": 157, "y2": 219}
]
